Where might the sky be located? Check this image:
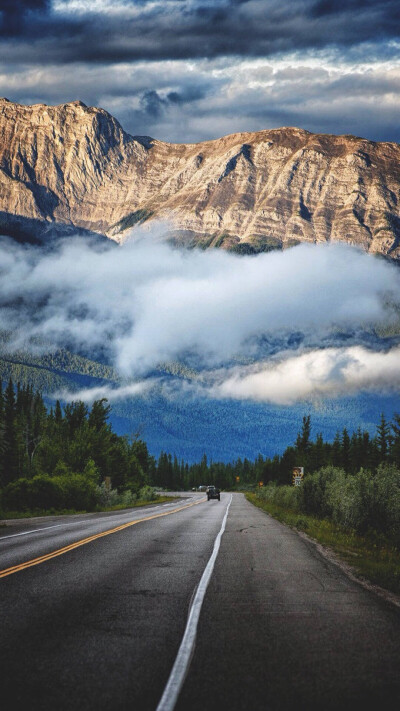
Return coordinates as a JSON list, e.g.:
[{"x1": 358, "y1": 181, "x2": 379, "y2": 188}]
[
  {"x1": 2, "y1": 234, "x2": 400, "y2": 406},
  {"x1": 0, "y1": 1, "x2": 399, "y2": 143}
]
